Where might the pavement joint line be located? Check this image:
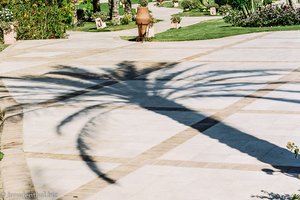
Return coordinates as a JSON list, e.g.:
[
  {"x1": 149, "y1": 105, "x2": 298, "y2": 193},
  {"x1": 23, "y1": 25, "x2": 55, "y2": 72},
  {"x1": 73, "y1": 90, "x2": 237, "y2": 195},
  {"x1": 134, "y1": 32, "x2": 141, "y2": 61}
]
[
  {"x1": 0, "y1": 41, "x2": 140, "y2": 76},
  {"x1": 179, "y1": 32, "x2": 271, "y2": 62},
  {"x1": 17, "y1": 102, "x2": 300, "y2": 115},
  {"x1": 0, "y1": 32, "x2": 268, "y2": 77},
  {"x1": 59, "y1": 65, "x2": 300, "y2": 200},
  {"x1": 25, "y1": 152, "x2": 300, "y2": 173}
]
